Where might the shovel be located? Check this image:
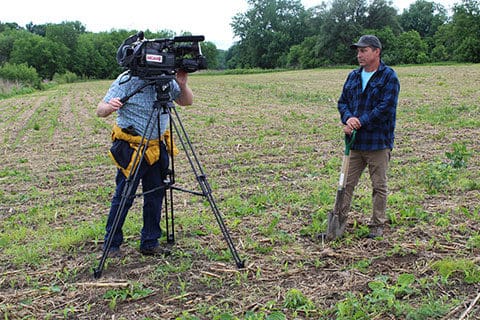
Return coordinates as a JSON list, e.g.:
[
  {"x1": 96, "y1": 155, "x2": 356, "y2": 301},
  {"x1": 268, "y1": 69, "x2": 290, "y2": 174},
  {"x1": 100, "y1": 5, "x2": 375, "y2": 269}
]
[{"x1": 324, "y1": 129, "x2": 356, "y2": 241}]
